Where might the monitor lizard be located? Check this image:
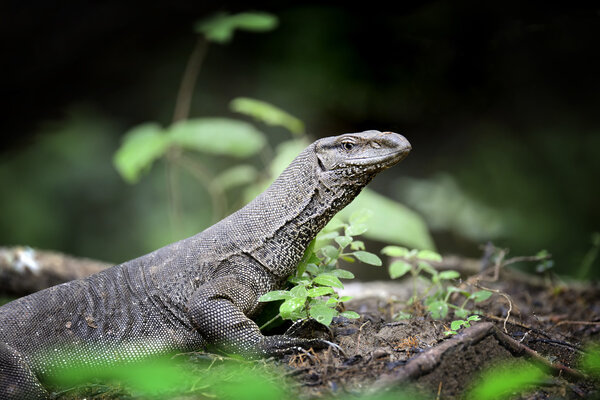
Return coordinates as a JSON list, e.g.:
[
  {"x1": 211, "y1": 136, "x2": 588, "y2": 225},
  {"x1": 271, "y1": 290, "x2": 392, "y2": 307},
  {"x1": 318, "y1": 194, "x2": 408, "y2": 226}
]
[{"x1": 0, "y1": 130, "x2": 411, "y2": 399}]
